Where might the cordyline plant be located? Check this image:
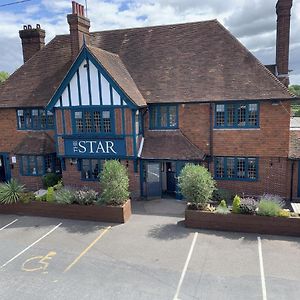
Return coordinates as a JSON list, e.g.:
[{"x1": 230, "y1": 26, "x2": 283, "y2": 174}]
[
  {"x1": 99, "y1": 160, "x2": 129, "y2": 206},
  {"x1": 178, "y1": 164, "x2": 216, "y2": 210},
  {"x1": 0, "y1": 179, "x2": 25, "y2": 204}
]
